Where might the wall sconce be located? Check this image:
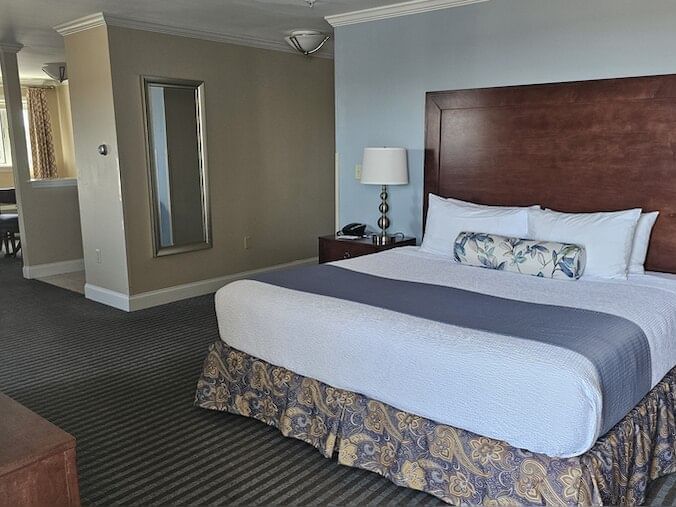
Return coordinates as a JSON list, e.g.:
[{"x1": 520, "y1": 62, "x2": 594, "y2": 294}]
[{"x1": 285, "y1": 30, "x2": 330, "y2": 56}]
